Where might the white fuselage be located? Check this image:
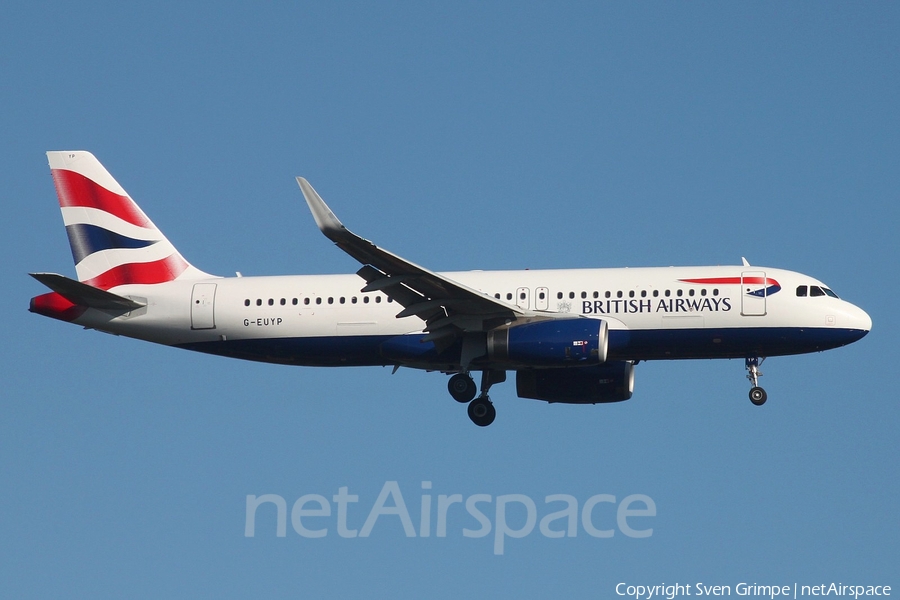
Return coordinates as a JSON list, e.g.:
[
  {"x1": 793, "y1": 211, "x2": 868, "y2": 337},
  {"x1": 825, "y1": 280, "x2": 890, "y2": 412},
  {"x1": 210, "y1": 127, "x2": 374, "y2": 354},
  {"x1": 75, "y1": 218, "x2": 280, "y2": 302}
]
[{"x1": 68, "y1": 265, "x2": 871, "y2": 369}]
